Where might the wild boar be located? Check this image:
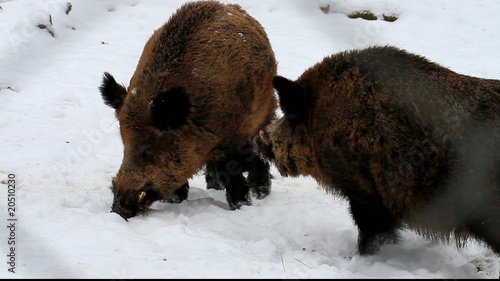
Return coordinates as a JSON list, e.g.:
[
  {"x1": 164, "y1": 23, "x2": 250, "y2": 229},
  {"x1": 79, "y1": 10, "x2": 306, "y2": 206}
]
[
  {"x1": 99, "y1": 0, "x2": 277, "y2": 219},
  {"x1": 254, "y1": 45, "x2": 500, "y2": 255}
]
